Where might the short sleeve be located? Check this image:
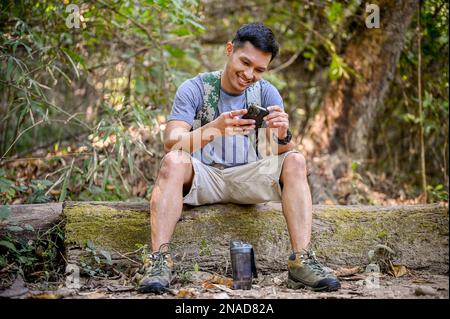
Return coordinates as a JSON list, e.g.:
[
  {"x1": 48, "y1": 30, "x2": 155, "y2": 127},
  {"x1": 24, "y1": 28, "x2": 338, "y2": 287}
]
[
  {"x1": 168, "y1": 77, "x2": 203, "y2": 126},
  {"x1": 260, "y1": 80, "x2": 284, "y2": 109}
]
